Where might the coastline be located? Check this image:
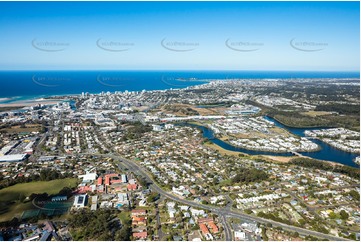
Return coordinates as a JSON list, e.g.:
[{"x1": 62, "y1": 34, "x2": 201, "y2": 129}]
[{"x1": 0, "y1": 98, "x2": 65, "y2": 108}]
